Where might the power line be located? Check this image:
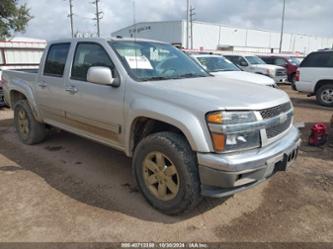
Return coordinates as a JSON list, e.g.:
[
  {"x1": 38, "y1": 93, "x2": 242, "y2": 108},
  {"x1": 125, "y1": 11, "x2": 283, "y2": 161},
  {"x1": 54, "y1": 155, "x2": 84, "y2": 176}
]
[
  {"x1": 279, "y1": 0, "x2": 286, "y2": 53},
  {"x1": 66, "y1": 0, "x2": 74, "y2": 38},
  {"x1": 190, "y1": 5, "x2": 195, "y2": 49},
  {"x1": 92, "y1": 0, "x2": 103, "y2": 37},
  {"x1": 186, "y1": 0, "x2": 190, "y2": 49}
]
